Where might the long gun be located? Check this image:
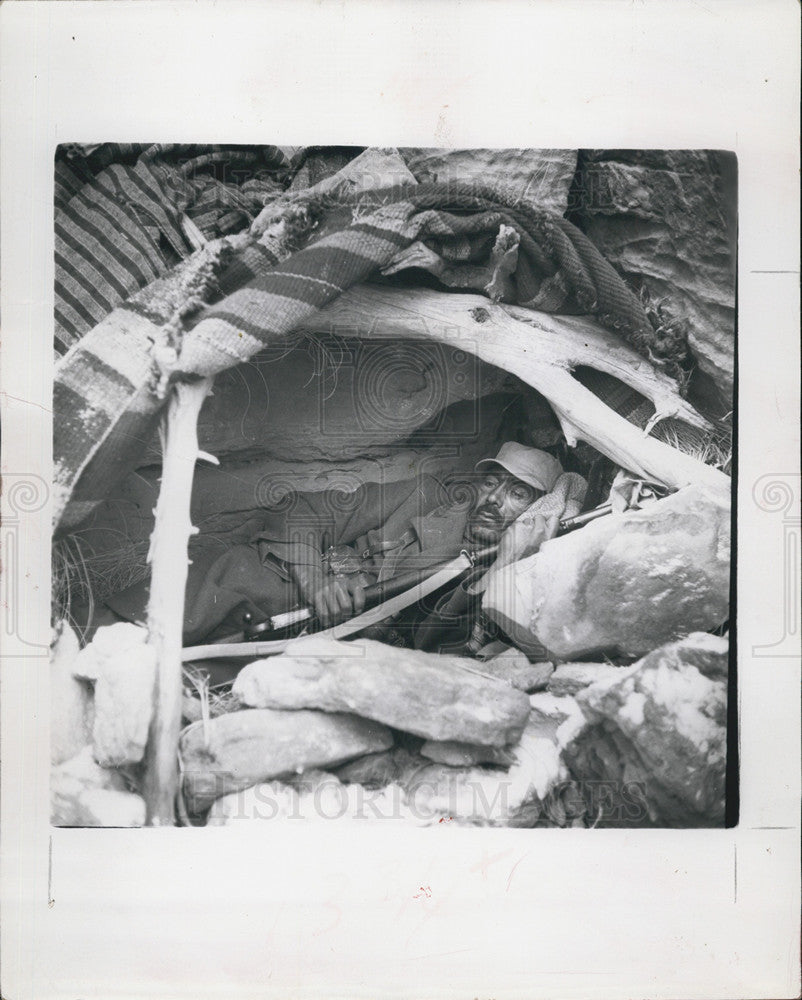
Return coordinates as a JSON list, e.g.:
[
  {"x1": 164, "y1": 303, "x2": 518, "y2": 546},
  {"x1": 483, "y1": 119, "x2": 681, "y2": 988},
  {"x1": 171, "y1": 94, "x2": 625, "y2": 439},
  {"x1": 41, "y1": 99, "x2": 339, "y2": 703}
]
[
  {"x1": 242, "y1": 543, "x2": 500, "y2": 641},
  {"x1": 181, "y1": 491, "x2": 657, "y2": 661},
  {"x1": 241, "y1": 501, "x2": 618, "y2": 643}
]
